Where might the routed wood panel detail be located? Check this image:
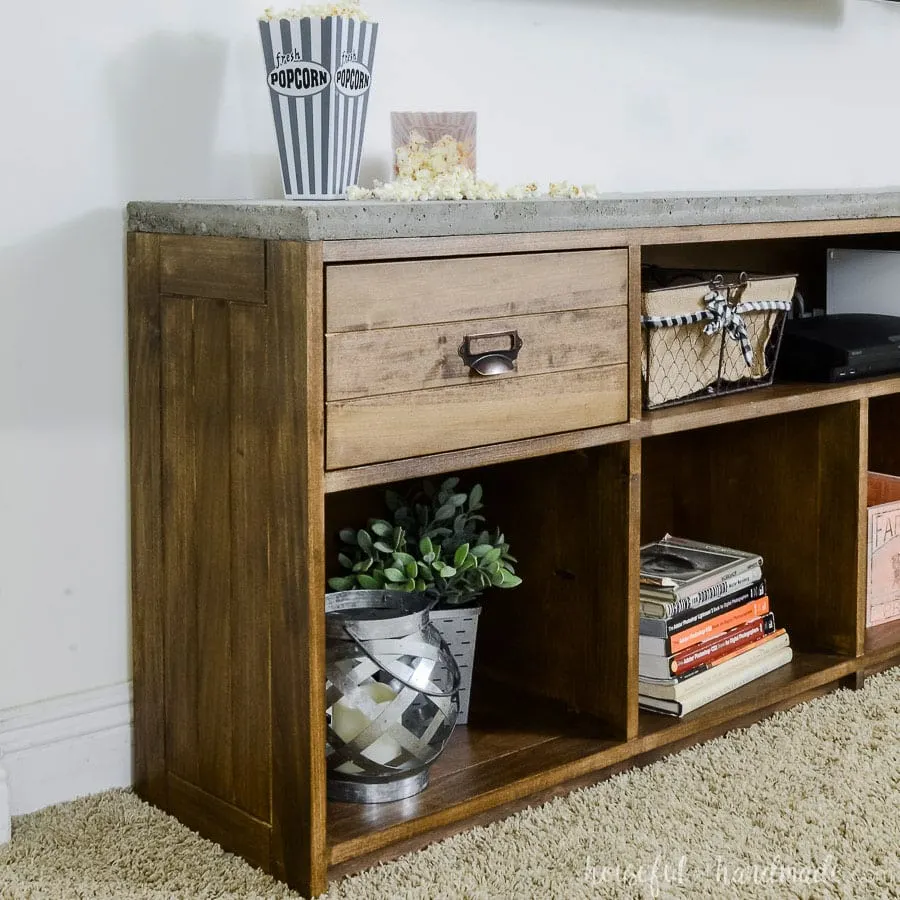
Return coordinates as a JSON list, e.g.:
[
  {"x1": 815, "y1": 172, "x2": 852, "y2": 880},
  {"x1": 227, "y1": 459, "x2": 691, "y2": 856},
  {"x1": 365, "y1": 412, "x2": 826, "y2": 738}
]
[
  {"x1": 326, "y1": 365, "x2": 629, "y2": 469},
  {"x1": 326, "y1": 250, "x2": 628, "y2": 332},
  {"x1": 159, "y1": 296, "x2": 272, "y2": 822},
  {"x1": 326, "y1": 307, "x2": 628, "y2": 401}
]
